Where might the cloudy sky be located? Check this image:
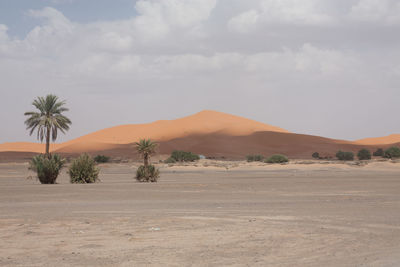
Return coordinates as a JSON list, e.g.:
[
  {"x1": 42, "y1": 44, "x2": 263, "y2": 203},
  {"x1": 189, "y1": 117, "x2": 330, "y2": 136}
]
[{"x1": 1, "y1": 0, "x2": 399, "y2": 143}]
